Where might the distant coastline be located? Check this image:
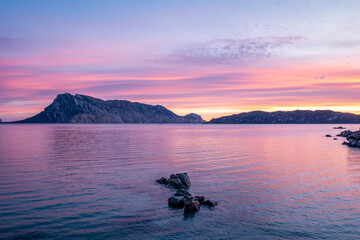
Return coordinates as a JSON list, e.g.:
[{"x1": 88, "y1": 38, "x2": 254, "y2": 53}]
[{"x1": 2, "y1": 93, "x2": 360, "y2": 124}]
